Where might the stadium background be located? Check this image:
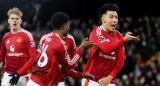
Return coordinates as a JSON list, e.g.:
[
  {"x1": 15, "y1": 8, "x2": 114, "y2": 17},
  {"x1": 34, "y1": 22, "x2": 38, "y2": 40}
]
[{"x1": 0, "y1": 0, "x2": 160, "y2": 86}]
